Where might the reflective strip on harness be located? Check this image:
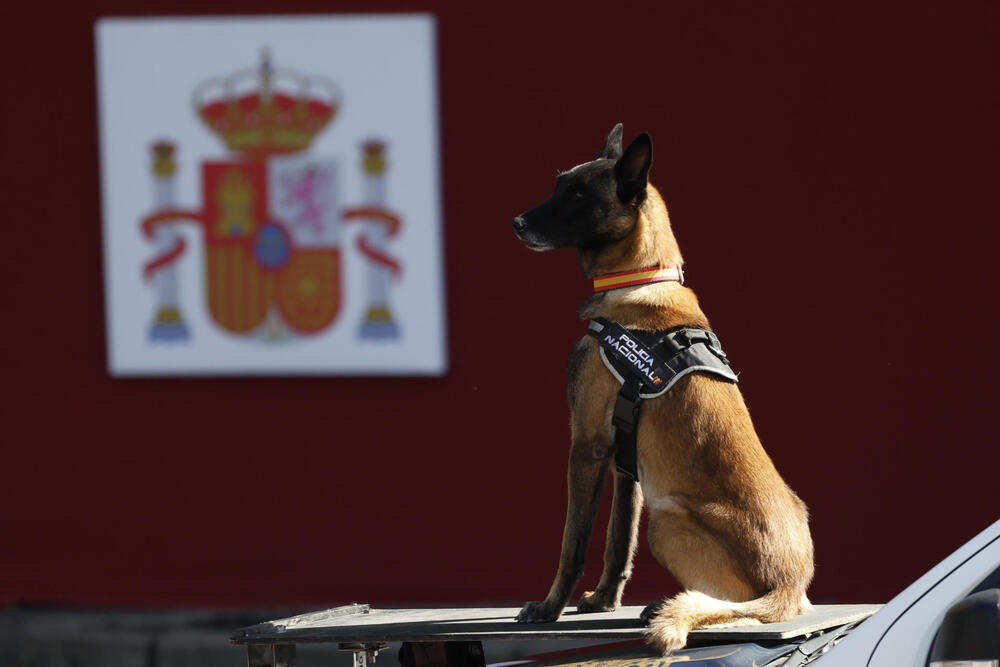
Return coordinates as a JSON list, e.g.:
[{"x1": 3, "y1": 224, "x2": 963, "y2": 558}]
[{"x1": 586, "y1": 319, "x2": 739, "y2": 480}]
